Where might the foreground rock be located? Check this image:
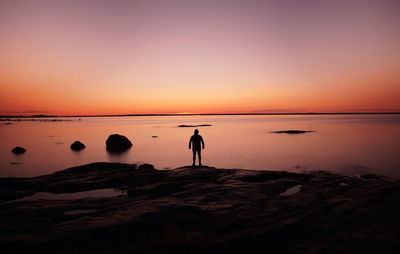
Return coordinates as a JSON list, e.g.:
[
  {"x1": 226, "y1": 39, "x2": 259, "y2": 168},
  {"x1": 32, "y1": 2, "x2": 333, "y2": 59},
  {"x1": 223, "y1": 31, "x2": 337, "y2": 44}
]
[
  {"x1": 138, "y1": 163, "x2": 155, "y2": 169},
  {"x1": 70, "y1": 141, "x2": 86, "y2": 151},
  {"x1": 105, "y1": 134, "x2": 133, "y2": 153},
  {"x1": 11, "y1": 147, "x2": 26, "y2": 154},
  {"x1": 0, "y1": 163, "x2": 399, "y2": 254}
]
